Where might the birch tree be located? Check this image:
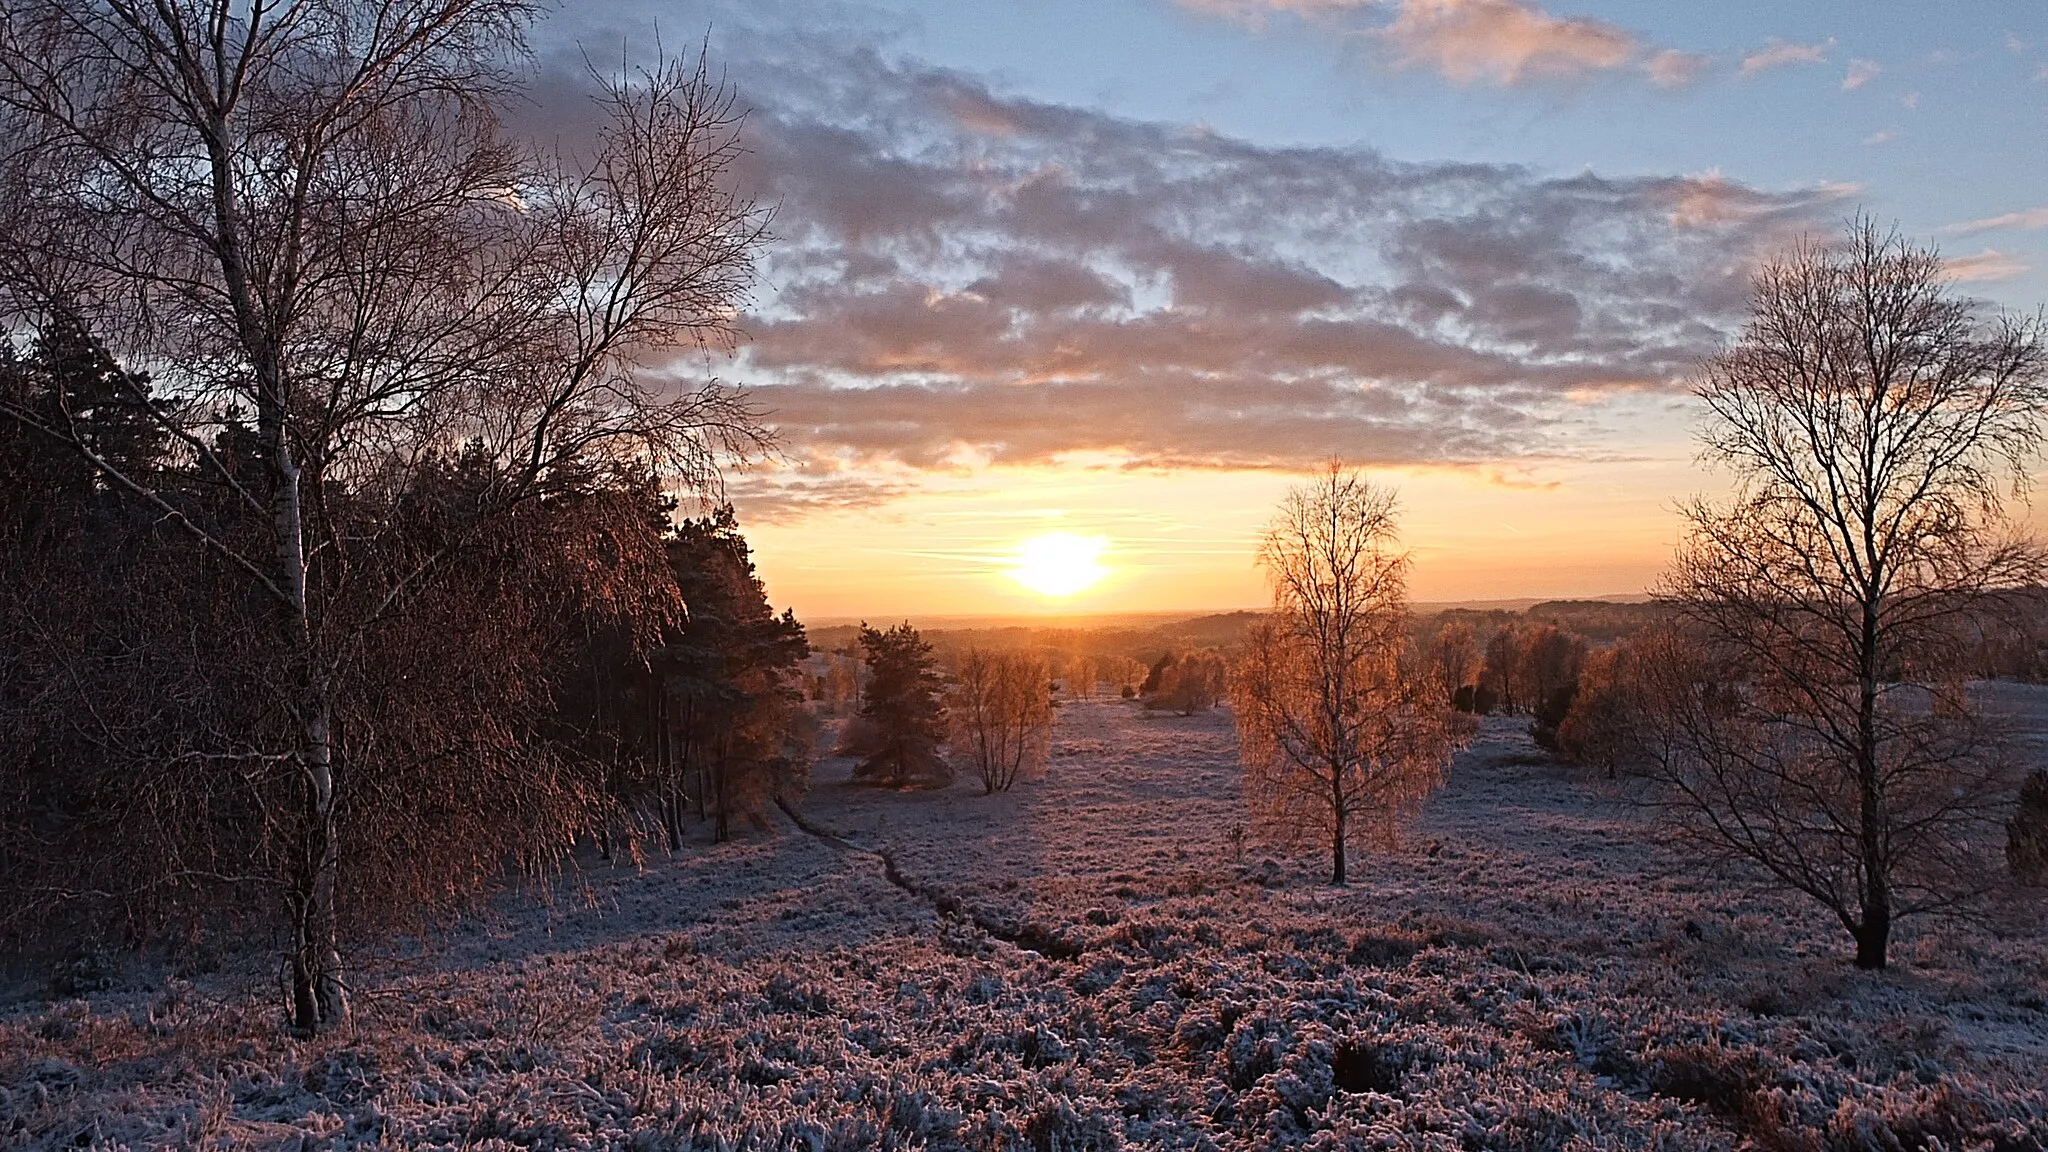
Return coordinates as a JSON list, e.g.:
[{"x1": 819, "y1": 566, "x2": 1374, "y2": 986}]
[
  {"x1": 1232, "y1": 464, "x2": 1462, "y2": 885},
  {"x1": 949, "y1": 648, "x2": 1052, "y2": 794},
  {"x1": 1657, "y1": 218, "x2": 2048, "y2": 969},
  {"x1": 0, "y1": 1, "x2": 768, "y2": 1032},
  {"x1": 1426, "y1": 620, "x2": 1480, "y2": 708}
]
